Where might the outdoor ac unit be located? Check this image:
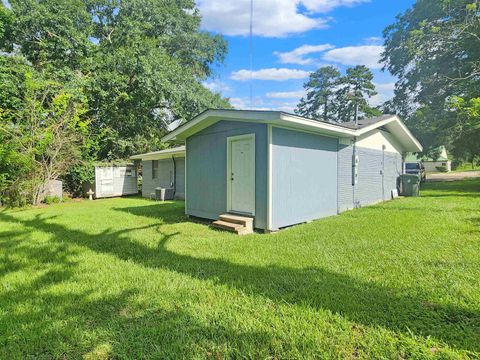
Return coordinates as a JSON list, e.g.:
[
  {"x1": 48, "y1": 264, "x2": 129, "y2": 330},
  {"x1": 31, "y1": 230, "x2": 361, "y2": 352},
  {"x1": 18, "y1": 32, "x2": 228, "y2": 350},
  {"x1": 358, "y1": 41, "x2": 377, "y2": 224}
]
[{"x1": 155, "y1": 187, "x2": 174, "y2": 201}]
